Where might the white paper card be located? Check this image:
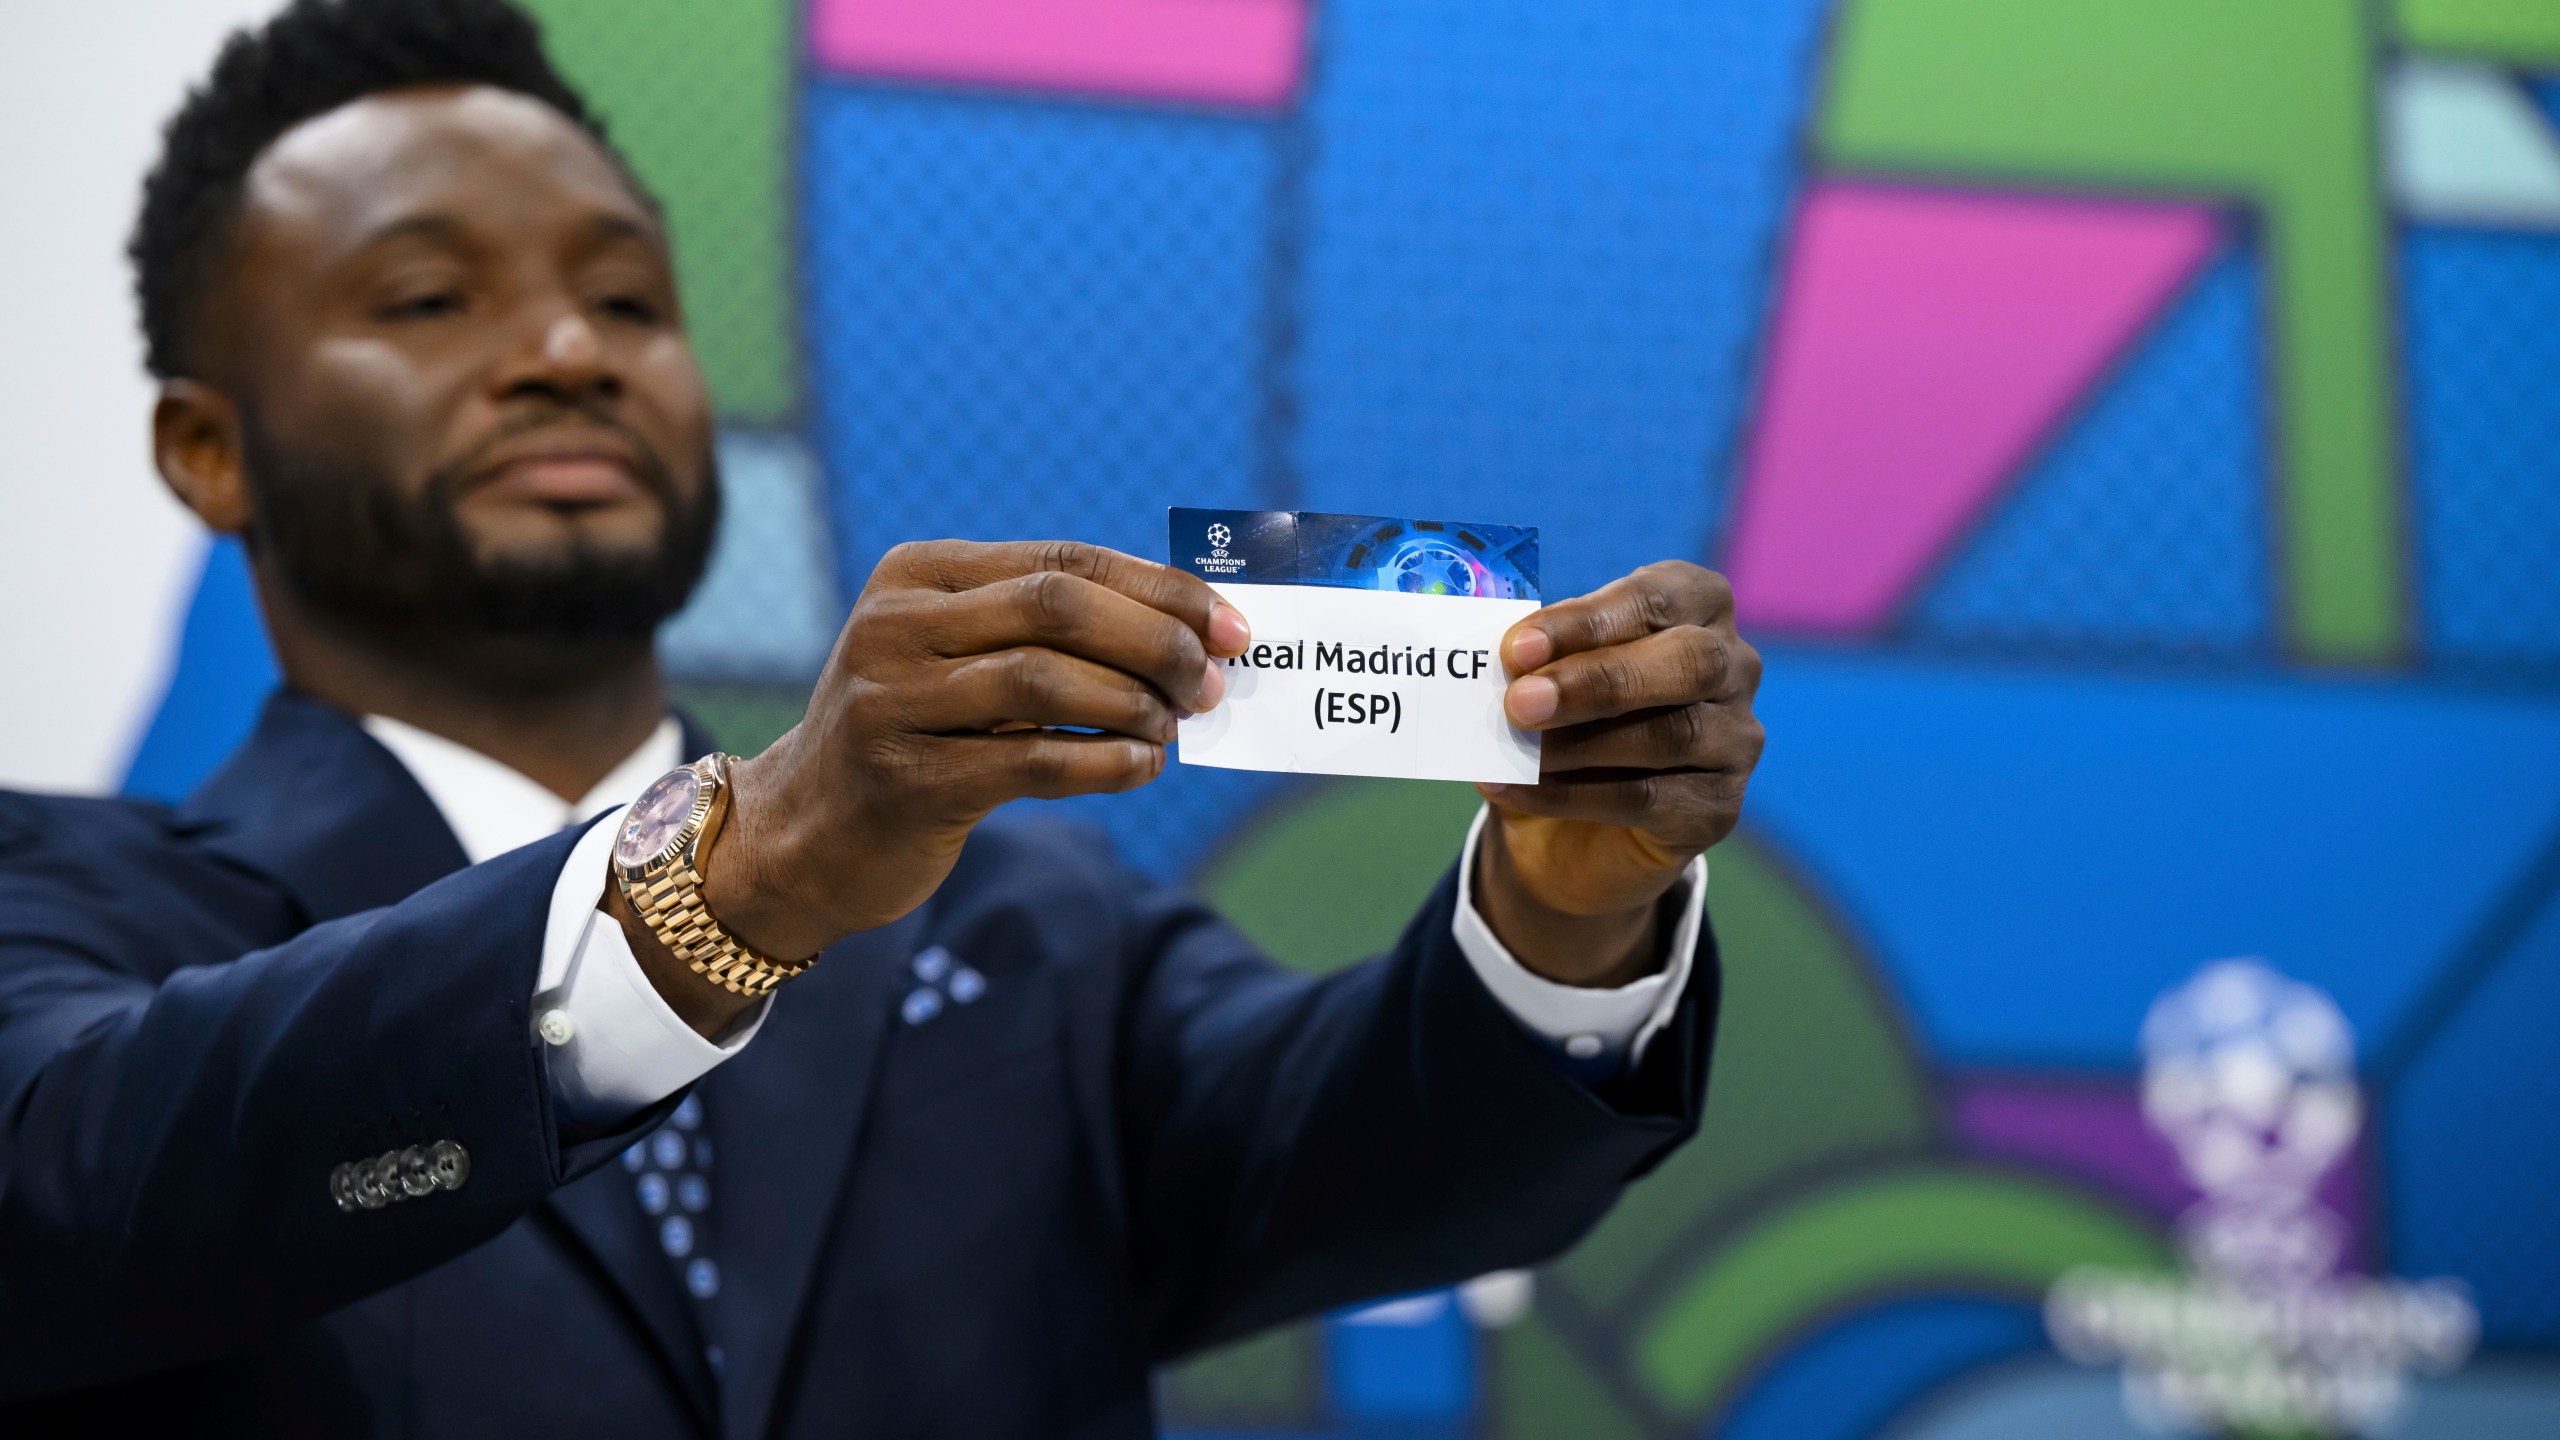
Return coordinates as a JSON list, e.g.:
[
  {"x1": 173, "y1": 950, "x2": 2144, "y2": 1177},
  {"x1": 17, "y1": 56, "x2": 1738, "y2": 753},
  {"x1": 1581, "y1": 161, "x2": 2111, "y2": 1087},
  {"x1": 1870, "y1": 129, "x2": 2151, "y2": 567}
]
[{"x1": 1177, "y1": 581, "x2": 1543, "y2": 785}]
